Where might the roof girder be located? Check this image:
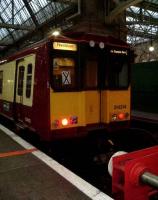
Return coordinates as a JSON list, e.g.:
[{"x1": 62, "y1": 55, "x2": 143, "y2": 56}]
[
  {"x1": 126, "y1": 10, "x2": 158, "y2": 26},
  {"x1": 0, "y1": 23, "x2": 34, "y2": 31},
  {"x1": 0, "y1": 15, "x2": 15, "y2": 43},
  {"x1": 105, "y1": 0, "x2": 143, "y2": 23},
  {"x1": 22, "y1": 0, "x2": 39, "y2": 27}
]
